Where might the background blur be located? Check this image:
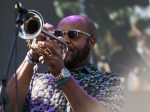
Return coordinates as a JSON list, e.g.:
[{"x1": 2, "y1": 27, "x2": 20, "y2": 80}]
[{"x1": 0, "y1": 0, "x2": 150, "y2": 112}]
